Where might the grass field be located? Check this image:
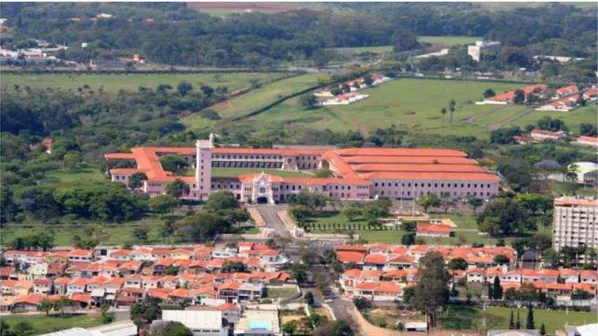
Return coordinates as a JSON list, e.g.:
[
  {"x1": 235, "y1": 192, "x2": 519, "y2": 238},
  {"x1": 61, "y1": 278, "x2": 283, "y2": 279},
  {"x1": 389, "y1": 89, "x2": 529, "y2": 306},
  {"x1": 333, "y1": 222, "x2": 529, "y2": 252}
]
[
  {"x1": 1, "y1": 72, "x2": 285, "y2": 95},
  {"x1": 211, "y1": 167, "x2": 313, "y2": 178},
  {"x1": 247, "y1": 78, "x2": 597, "y2": 139},
  {"x1": 183, "y1": 74, "x2": 323, "y2": 131},
  {"x1": 510, "y1": 104, "x2": 598, "y2": 133},
  {"x1": 419, "y1": 36, "x2": 481, "y2": 46},
  {"x1": 249, "y1": 78, "x2": 523, "y2": 138},
  {"x1": 265, "y1": 286, "x2": 299, "y2": 299},
  {"x1": 2, "y1": 314, "x2": 104, "y2": 335},
  {"x1": 442, "y1": 304, "x2": 598, "y2": 333},
  {"x1": 40, "y1": 167, "x2": 109, "y2": 188}
]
